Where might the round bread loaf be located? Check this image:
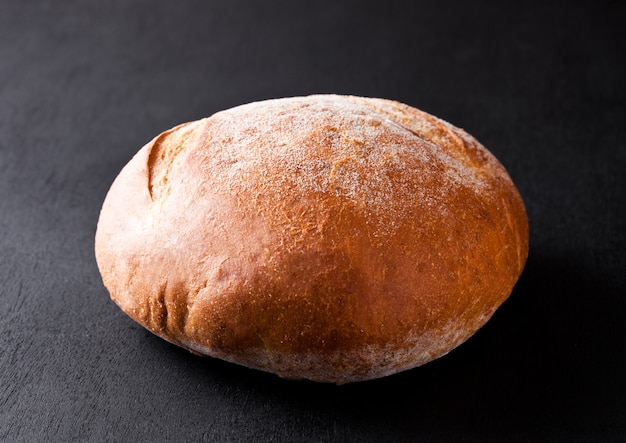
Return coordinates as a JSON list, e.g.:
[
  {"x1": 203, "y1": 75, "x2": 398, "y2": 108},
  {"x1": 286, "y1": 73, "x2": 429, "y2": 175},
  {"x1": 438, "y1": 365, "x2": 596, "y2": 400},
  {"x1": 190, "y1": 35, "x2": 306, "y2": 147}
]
[{"x1": 95, "y1": 95, "x2": 528, "y2": 383}]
